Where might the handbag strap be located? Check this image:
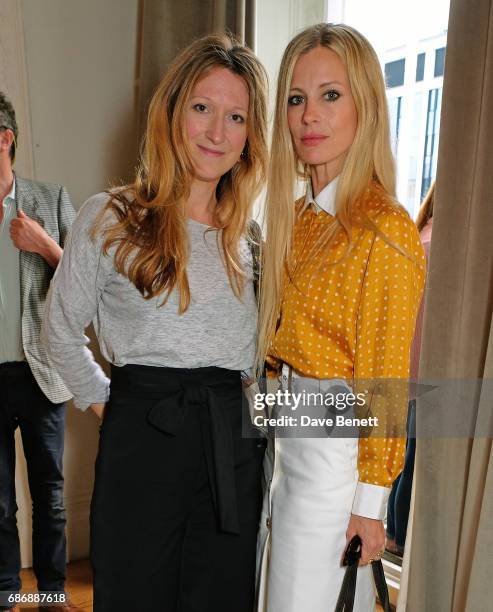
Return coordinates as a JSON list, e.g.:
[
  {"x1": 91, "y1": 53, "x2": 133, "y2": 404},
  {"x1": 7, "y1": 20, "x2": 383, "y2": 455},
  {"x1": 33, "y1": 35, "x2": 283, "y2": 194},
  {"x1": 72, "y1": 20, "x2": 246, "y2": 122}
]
[
  {"x1": 335, "y1": 564, "x2": 358, "y2": 611},
  {"x1": 335, "y1": 535, "x2": 392, "y2": 612},
  {"x1": 372, "y1": 559, "x2": 392, "y2": 612}
]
